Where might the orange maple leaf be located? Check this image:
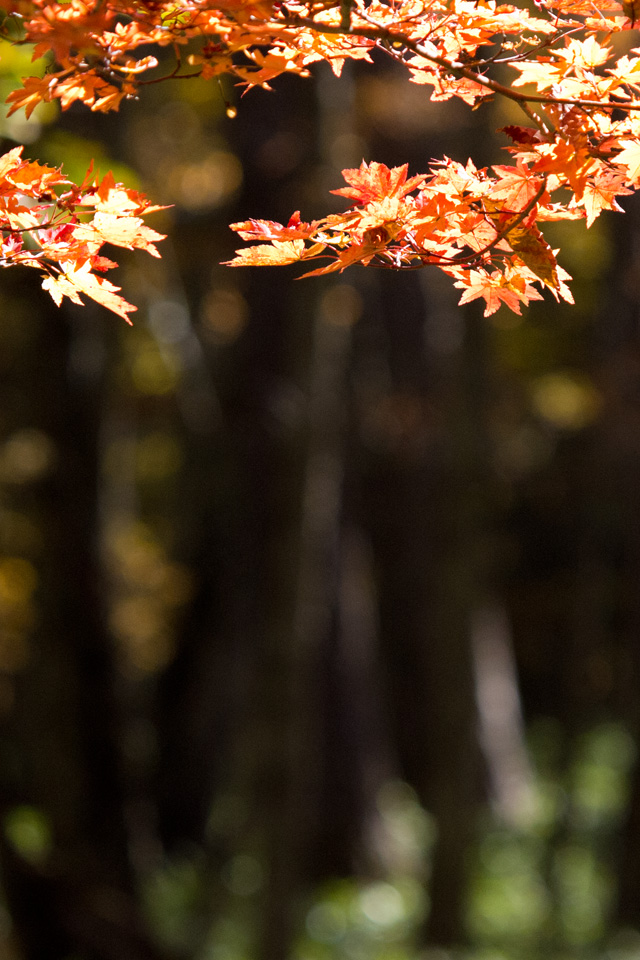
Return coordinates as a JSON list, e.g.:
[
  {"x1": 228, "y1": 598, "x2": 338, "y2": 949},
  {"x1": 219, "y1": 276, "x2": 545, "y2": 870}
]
[
  {"x1": 455, "y1": 269, "x2": 544, "y2": 317},
  {"x1": 87, "y1": 173, "x2": 168, "y2": 216},
  {"x1": 576, "y1": 169, "x2": 631, "y2": 226},
  {"x1": 490, "y1": 164, "x2": 546, "y2": 209},
  {"x1": 331, "y1": 162, "x2": 426, "y2": 205},
  {"x1": 0, "y1": 147, "x2": 27, "y2": 183},
  {"x1": 300, "y1": 241, "x2": 382, "y2": 276},
  {"x1": 230, "y1": 212, "x2": 318, "y2": 241},
  {"x1": 9, "y1": 159, "x2": 68, "y2": 195},
  {"x1": 5, "y1": 0, "x2": 640, "y2": 320},
  {"x1": 6, "y1": 77, "x2": 52, "y2": 119}
]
